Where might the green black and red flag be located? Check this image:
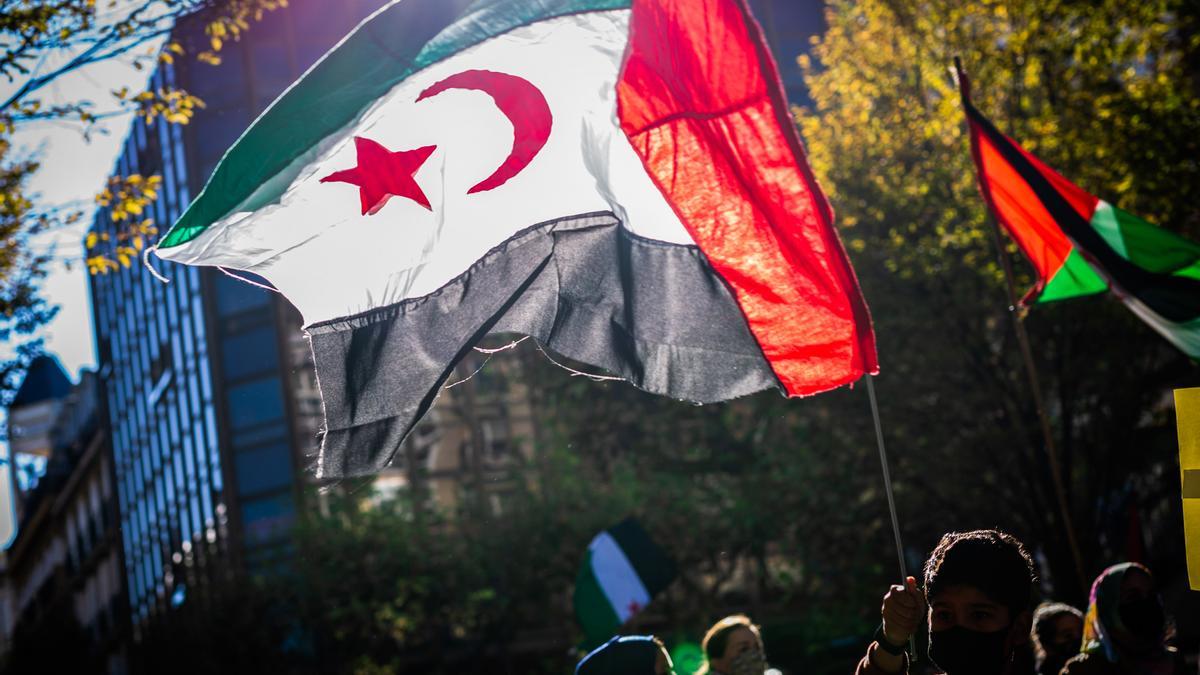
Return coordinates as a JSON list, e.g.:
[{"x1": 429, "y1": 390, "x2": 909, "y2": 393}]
[{"x1": 956, "y1": 61, "x2": 1200, "y2": 359}]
